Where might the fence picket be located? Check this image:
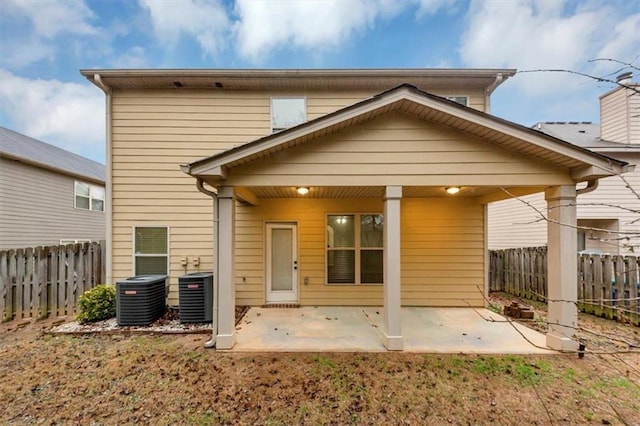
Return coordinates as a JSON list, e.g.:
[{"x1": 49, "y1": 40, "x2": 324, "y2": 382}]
[
  {"x1": 489, "y1": 247, "x2": 639, "y2": 325},
  {"x1": 0, "y1": 242, "x2": 103, "y2": 322},
  {"x1": 37, "y1": 247, "x2": 48, "y2": 319},
  {"x1": 50, "y1": 246, "x2": 59, "y2": 317}
]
